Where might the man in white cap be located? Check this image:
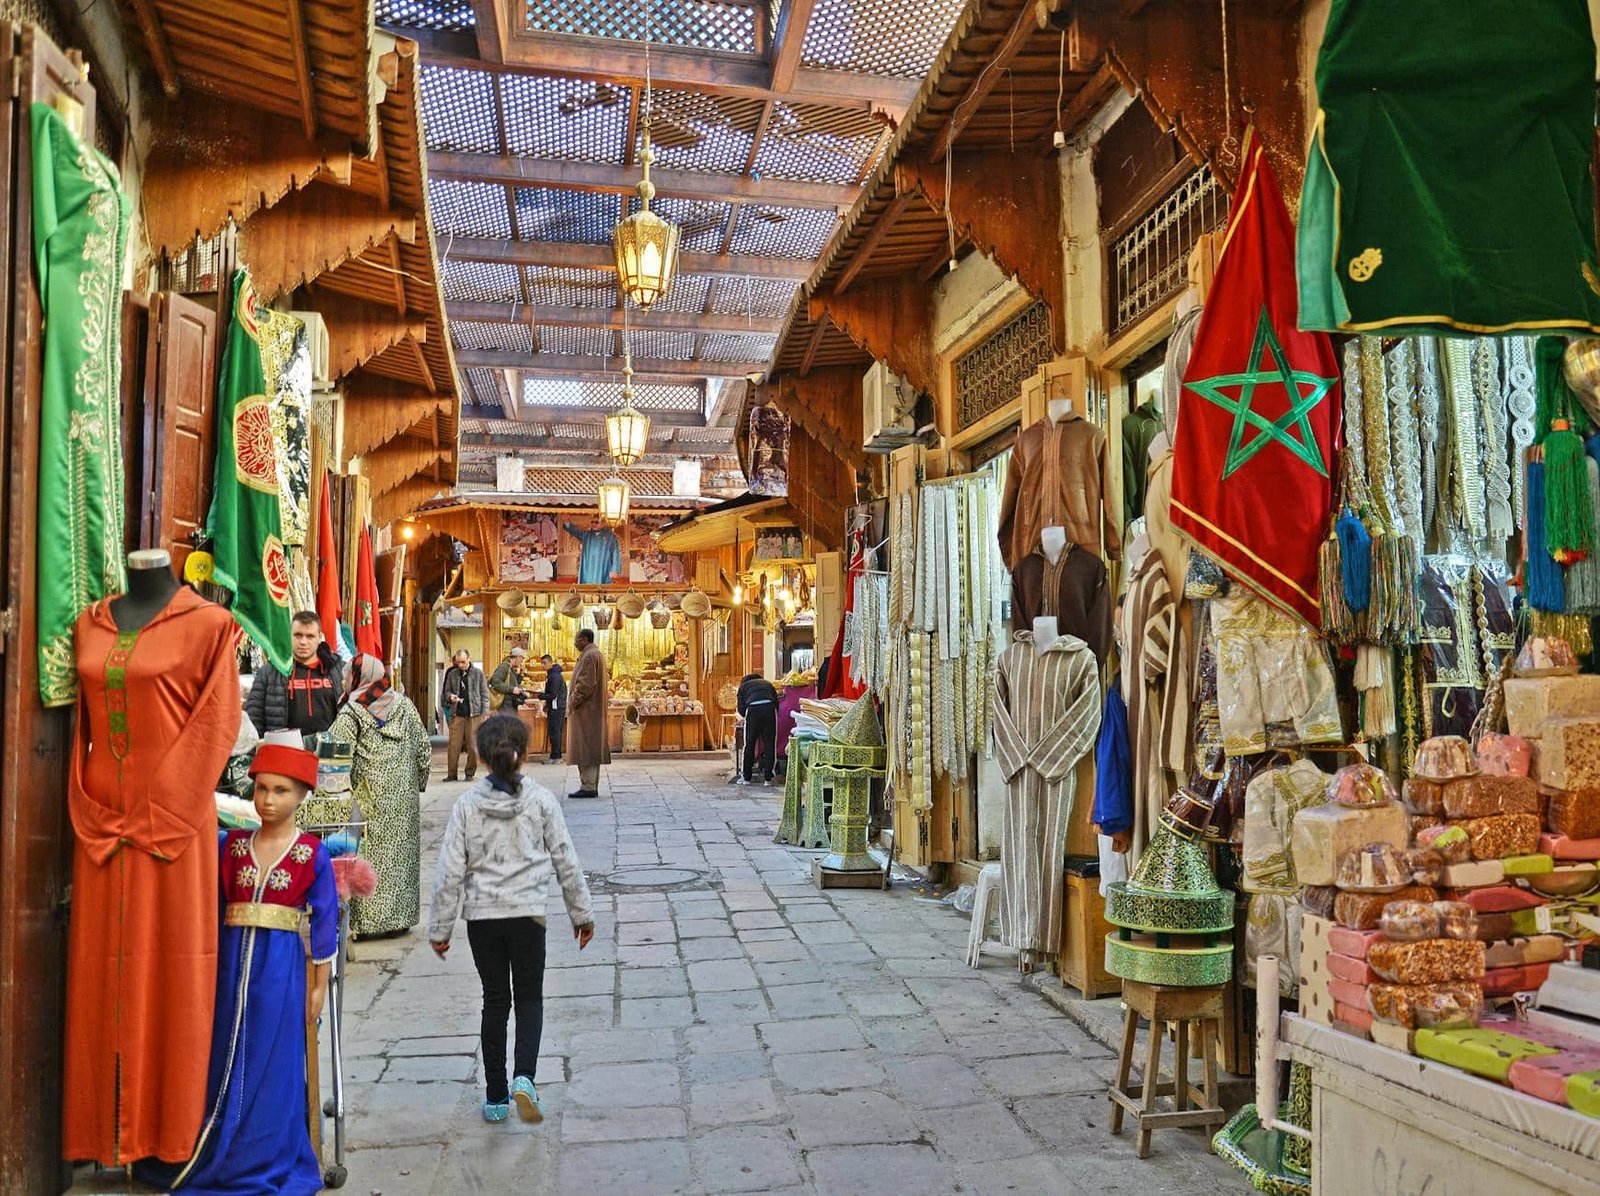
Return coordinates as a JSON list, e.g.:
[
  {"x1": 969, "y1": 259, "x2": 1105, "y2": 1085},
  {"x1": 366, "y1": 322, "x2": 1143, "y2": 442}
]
[{"x1": 489, "y1": 646, "x2": 529, "y2": 711}]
